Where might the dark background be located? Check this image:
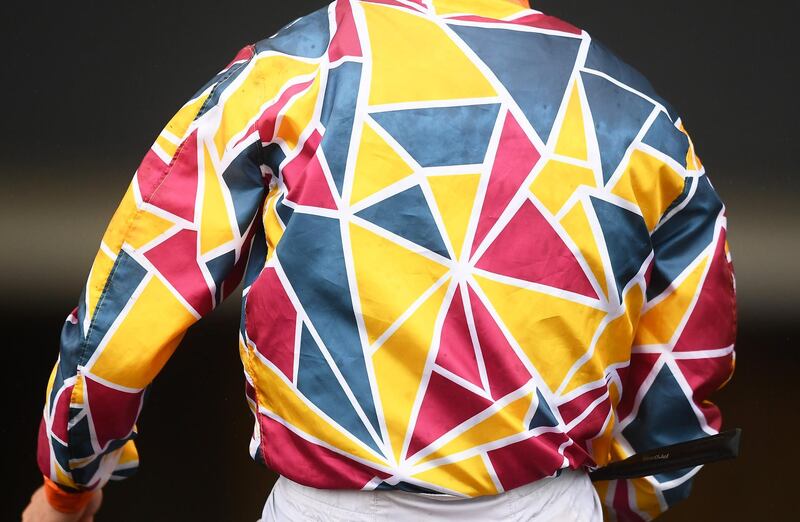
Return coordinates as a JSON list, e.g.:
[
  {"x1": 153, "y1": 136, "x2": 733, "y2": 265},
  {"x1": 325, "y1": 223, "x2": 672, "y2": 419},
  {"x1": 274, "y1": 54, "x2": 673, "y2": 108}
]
[{"x1": 3, "y1": 1, "x2": 797, "y2": 520}]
